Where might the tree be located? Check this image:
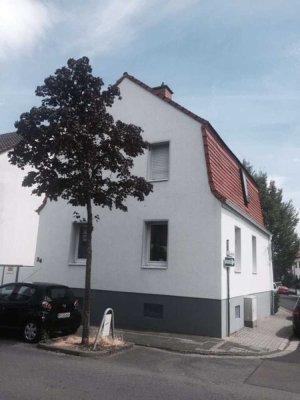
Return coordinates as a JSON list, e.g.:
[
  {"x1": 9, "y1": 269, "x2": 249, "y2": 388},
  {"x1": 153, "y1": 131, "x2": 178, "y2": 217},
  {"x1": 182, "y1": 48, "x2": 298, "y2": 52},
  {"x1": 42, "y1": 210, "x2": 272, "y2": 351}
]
[
  {"x1": 8, "y1": 57, "x2": 153, "y2": 345},
  {"x1": 243, "y1": 161, "x2": 299, "y2": 280}
]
